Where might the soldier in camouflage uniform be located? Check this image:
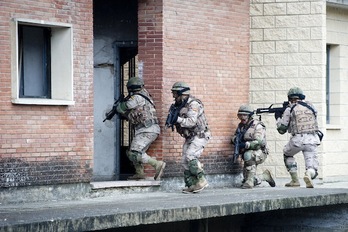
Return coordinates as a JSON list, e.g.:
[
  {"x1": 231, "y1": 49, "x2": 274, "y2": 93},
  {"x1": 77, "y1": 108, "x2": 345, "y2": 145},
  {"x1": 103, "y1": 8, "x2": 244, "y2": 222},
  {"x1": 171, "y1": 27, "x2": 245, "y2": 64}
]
[
  {"x1": 167, "y1": 82, "x2": 211, "y2": 193},
  {"x1": 232, "y1": 105, "x2": 276, "y2": 189},
  {"x1": 116, "y1": 77, "x2": 166, "y2": 181},
  {"x1": 275, "y1": 87, "x2": 321, "y2": 188}
]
